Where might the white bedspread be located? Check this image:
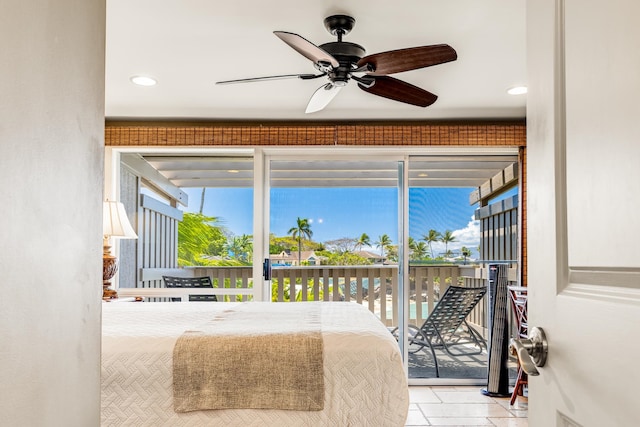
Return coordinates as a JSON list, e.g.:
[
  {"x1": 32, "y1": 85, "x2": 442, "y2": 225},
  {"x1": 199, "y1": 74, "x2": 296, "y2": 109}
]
[{"x1": 101, "y1": 302, "x2": 409, "y2": 426}]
